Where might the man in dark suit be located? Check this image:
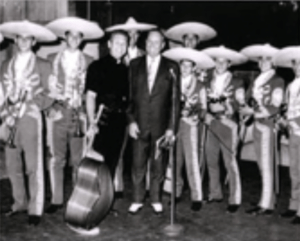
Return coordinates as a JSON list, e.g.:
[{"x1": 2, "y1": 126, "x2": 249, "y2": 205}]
[{"x1": 127, "y1": 29, "x2": 180, "y2": 215}]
